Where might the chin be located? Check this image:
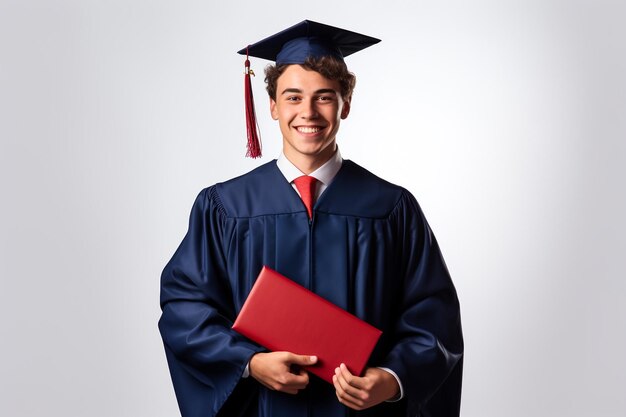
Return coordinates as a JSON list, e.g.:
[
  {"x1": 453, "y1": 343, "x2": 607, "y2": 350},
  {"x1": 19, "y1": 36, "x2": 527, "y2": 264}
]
[
  {"x1": 301, "y1": 139, "x2": 334, "y2": 151},
  {"x1": 298, "y1": 145, "x2": 330, "y2": 157}
]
